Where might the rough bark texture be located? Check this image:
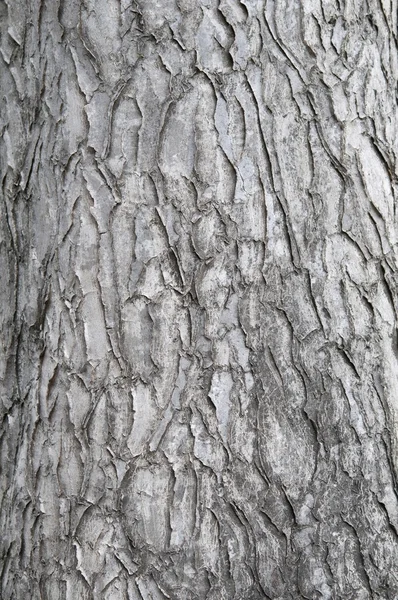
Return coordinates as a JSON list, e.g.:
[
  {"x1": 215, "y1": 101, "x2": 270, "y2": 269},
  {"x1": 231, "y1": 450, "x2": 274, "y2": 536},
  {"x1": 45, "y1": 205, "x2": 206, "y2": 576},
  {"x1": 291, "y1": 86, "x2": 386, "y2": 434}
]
[{"x1": 1, "y1": 0, "x2": 398, "y2": 598}]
